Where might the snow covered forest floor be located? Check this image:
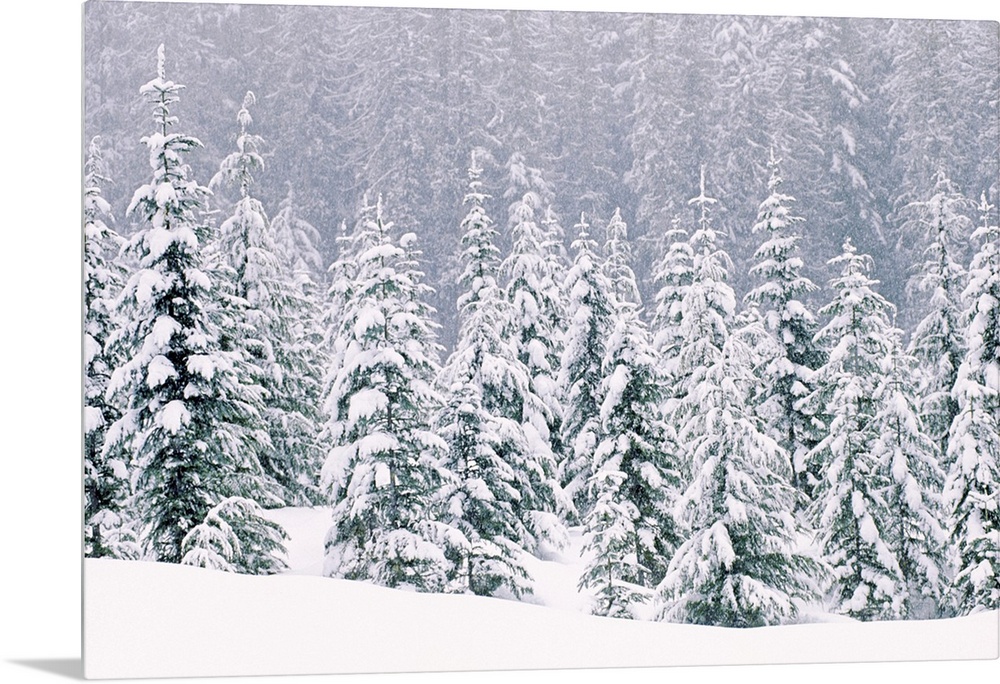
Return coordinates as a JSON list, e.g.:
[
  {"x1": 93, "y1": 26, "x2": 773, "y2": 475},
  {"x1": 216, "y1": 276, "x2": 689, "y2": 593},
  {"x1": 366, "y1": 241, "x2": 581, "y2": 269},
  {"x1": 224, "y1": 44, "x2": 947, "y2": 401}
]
[{"x1": 83, "y1": 506, "x2": 998, "y2": 680}]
